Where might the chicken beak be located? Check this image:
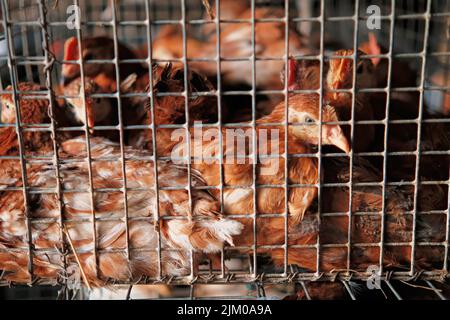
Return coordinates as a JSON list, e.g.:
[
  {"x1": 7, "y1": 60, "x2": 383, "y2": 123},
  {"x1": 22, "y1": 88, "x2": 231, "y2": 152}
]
[
  {"x1": 323, "y1": 125, "x2": 350, "y2": 153},
  {"x1": 62, "y1": 37, "x2": 79, "y2": 86}
]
